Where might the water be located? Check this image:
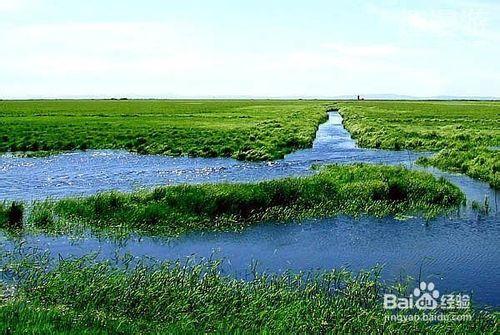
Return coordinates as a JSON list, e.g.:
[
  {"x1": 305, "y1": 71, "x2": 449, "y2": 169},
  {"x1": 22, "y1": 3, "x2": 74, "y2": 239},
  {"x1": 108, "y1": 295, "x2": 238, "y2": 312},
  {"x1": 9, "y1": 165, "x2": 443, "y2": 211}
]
[
  {"x1": 0, "y1": 113, "x2": 425, "y2": 201},
  {"x1": 0, "y1": 112, "x2": 498, "y2": 306}
]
